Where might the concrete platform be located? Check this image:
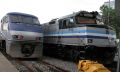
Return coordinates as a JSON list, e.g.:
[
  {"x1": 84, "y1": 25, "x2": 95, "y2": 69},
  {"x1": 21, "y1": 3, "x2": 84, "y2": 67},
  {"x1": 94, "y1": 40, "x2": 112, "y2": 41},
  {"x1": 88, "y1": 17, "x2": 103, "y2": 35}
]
[{"x1": 0, "y1": 52, "x2": 18, "y2": 72}]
